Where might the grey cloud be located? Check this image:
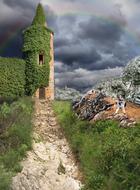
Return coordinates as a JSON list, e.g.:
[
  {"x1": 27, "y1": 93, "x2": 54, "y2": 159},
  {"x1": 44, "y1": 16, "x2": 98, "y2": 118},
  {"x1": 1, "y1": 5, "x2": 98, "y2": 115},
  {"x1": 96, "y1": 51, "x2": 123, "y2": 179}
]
[
  {"x1": 44, "y1": 5, "x2": 58, "y2": 32},
  {"x1": 0, "y1": 1, "x2": 57, "y2": 57},
  {"x1": 79, "y1": 17, "x2": 124, "y2": 46},
  {"x1": 55, "y1": 44, "x2": 101, "y2": 68},
  {"x1": 3, "y1": 0, "x2": 39, "y2": 10},
  {"x1": 54, "y1": 38, "x2": 70, "y2": 48},
  {"x1": 53, "y1": 13, "x2": 132, "y2": 72},
  {"x1": 0, "y1": 0, "x2": 140, "y2": 90},
  {"x1": 55, "y1": 67, "x2": 123, "y2": 90}
]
